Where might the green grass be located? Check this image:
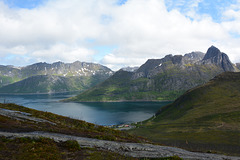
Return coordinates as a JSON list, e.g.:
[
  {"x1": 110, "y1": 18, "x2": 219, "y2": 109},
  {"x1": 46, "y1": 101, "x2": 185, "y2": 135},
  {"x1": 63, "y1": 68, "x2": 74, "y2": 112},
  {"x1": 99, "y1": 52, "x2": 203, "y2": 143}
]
[
  {"x1": 129, "y1": 72, "x2": 240, "y2": 156},
  {"x1": 0, "y1": 136, "x2": 182, "y2": 160},
  {"x1": 0, "y1": 136, "x2": 137, "y2": 160}
]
